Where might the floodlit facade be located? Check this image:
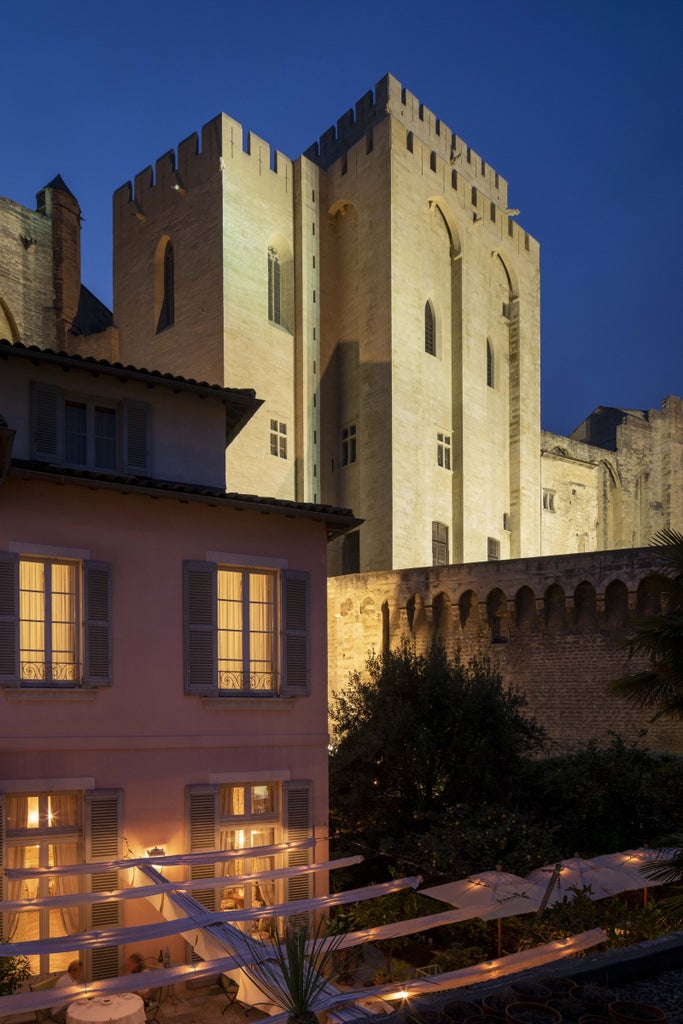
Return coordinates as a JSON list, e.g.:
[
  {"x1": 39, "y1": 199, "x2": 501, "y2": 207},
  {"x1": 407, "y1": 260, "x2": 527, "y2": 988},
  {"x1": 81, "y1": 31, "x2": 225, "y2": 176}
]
[{"x1": 0, "y1": 340, "x2": 358, "y2": 979}]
